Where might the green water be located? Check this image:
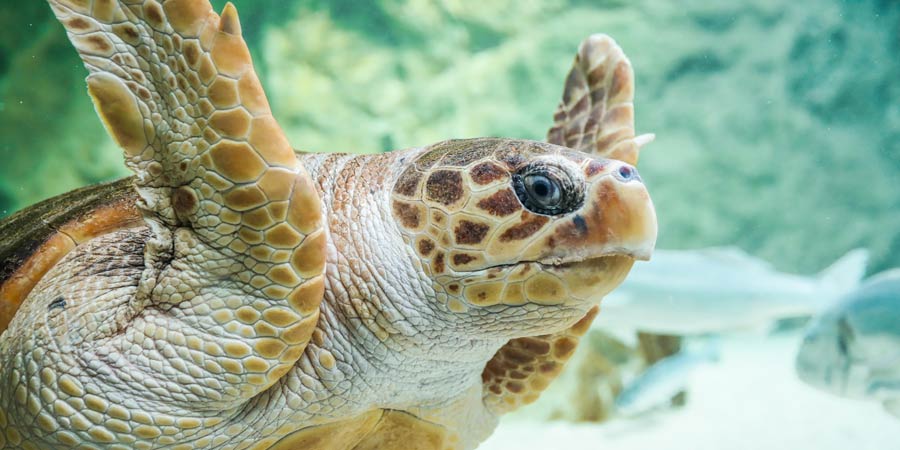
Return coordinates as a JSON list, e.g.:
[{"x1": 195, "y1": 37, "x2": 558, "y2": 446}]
[{"x1": 3, "y1": 0, "x2": 897, "y2": 276}]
